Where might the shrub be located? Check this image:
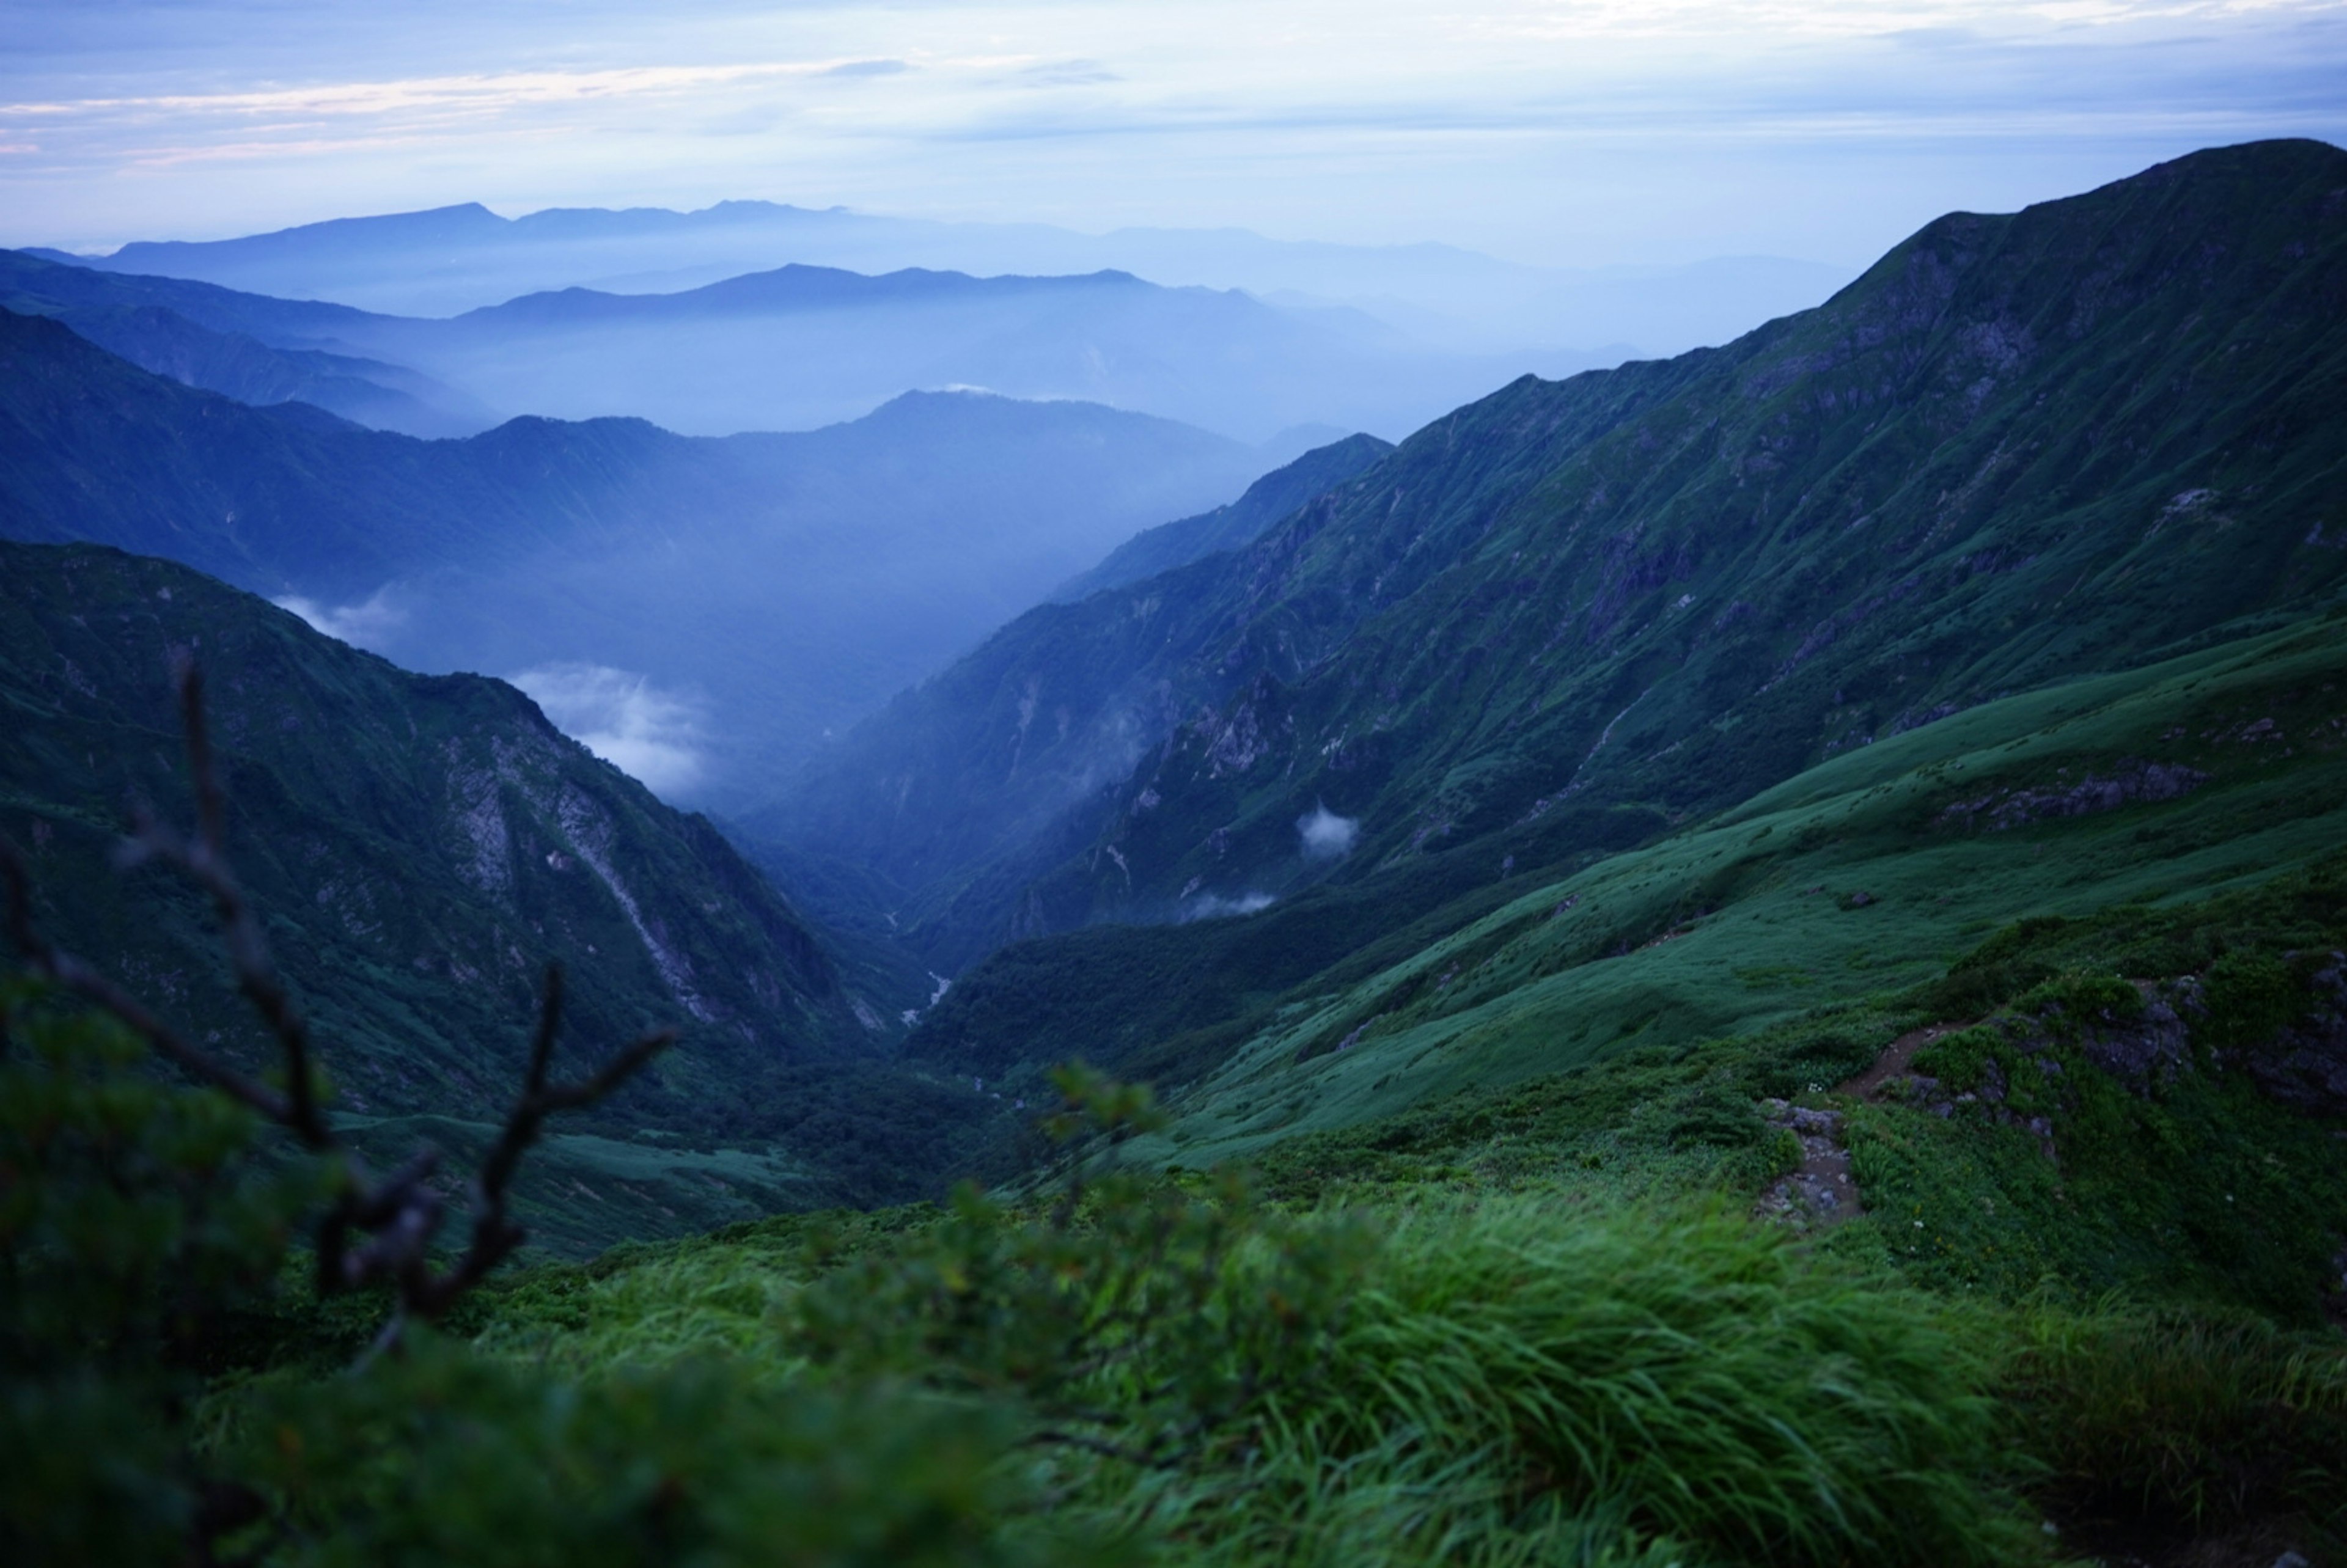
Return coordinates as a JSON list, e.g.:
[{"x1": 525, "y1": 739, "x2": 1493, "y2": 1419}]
[{"x1": 788, "y1": 1183, "x2": 2041, "y2": 1567}]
